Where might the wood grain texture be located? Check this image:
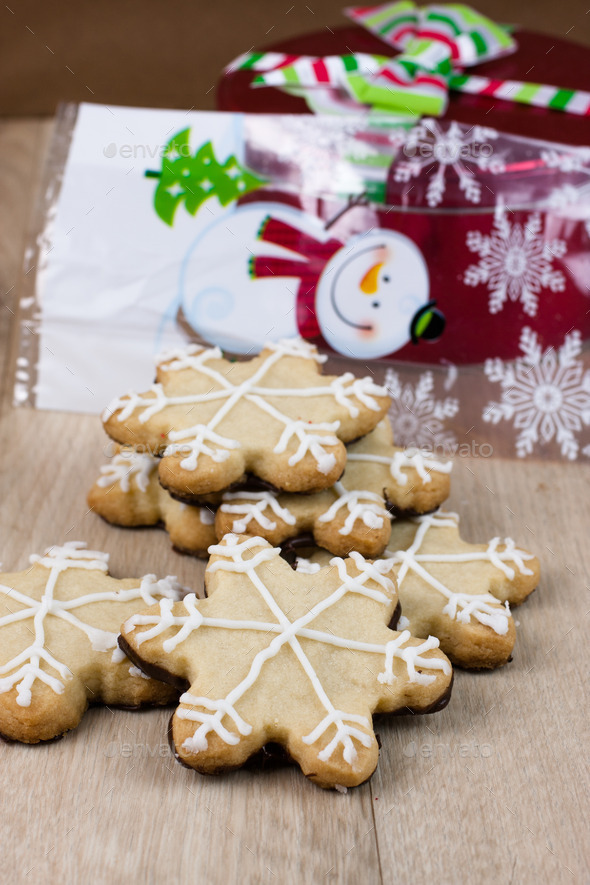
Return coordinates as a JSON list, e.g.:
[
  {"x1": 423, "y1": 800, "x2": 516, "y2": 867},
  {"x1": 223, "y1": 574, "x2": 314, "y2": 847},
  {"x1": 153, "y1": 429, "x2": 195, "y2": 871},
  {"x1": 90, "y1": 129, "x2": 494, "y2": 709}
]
[
  {"x1": 0, "y1": 117, "x2": 53, "y2": 406},
  {"x1": 0, "y1": 119, "x2": 589, "y2": 885}
]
